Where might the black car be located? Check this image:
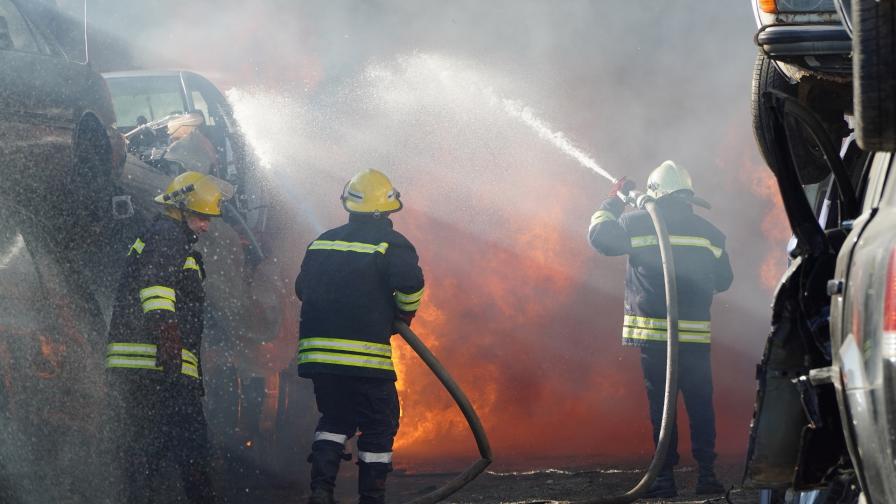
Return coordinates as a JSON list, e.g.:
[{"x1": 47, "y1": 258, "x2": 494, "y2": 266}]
[{"x1": 0, "y1": 0, "x2": 126, "y2": 501}]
